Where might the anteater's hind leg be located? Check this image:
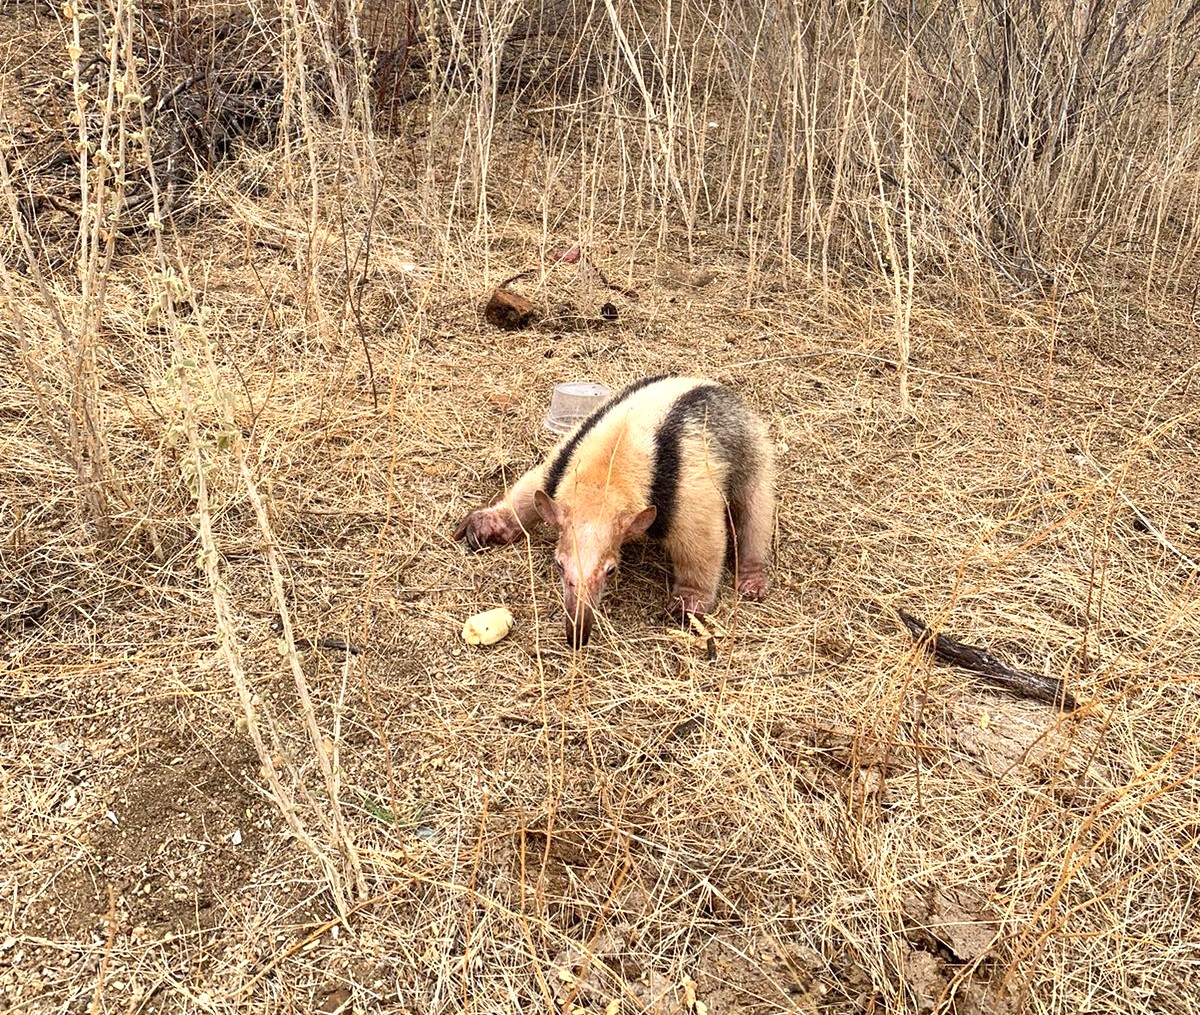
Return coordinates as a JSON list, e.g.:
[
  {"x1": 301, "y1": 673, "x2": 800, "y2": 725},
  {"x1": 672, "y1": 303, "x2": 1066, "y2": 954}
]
[
  {"x1": 729, "y1": 474, "x2": 774, "y2": 600},
  {"x1": 663, "y1": 486, "x2": 728, "y2": 620}
]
